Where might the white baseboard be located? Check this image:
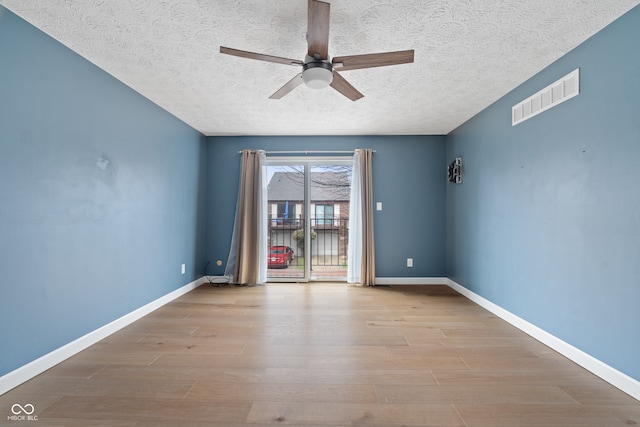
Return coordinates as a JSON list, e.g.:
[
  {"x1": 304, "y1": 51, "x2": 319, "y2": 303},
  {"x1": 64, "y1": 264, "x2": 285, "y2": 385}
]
[
  {"x1": 375, "y1": 277, "x2": 448, "y2": 285},
  {"x1": 0, "y1": 277, "x2": 208, "y2": 395},
  {"x1": 445, "y1": 278, "x2": 640, "y2": 401}
]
